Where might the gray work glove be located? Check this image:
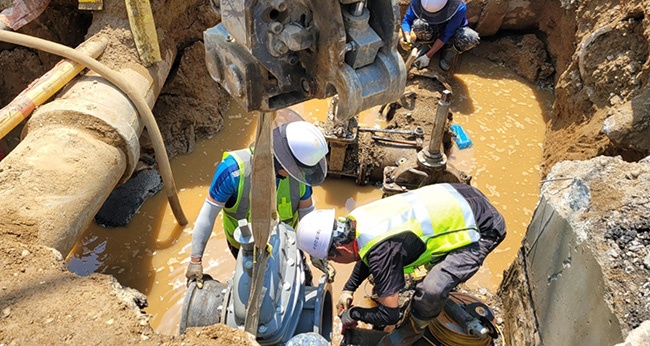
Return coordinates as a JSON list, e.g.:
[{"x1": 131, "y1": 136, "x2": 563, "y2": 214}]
[
  {"x1": 185, "y1": 261, "x2": 204, "y2": 289},
  {"x1": 336, "y1": 290, "x2": 354, "y2": 312},
  {"x1": 312, "y1": 257, "x2": 337, "y2": 283}
]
